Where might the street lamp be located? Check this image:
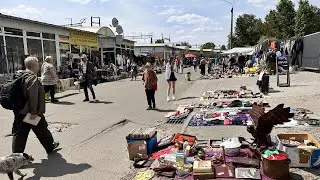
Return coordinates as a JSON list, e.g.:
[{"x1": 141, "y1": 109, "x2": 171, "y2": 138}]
[{"x1": 220, "y1": 0, "x2": 234, "y2": 49}]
